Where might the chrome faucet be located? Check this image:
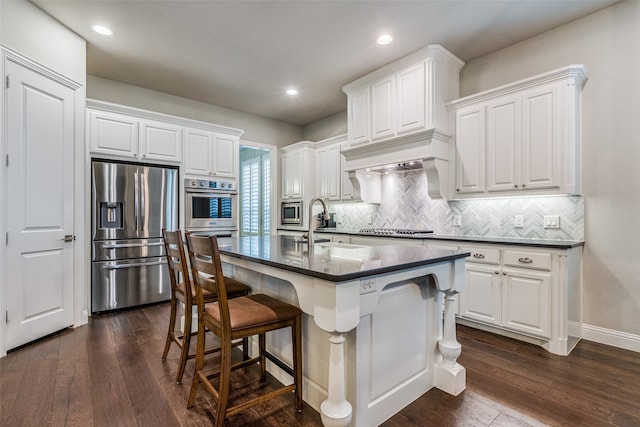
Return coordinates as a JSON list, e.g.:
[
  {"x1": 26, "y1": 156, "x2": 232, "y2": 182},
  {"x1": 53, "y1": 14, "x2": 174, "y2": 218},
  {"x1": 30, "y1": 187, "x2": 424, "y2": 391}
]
[{"x1": 308, "y1": 197, "x2": 329, "y2": 246}]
